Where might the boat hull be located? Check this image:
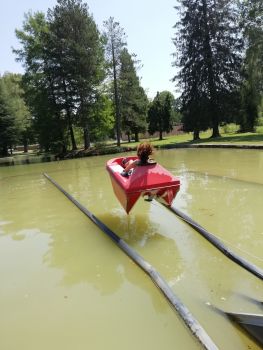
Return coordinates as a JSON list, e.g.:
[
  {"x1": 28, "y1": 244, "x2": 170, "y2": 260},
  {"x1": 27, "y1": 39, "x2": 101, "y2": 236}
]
[{"x1": 106, "y1": 157, "x2": 180, "y2": 213}]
